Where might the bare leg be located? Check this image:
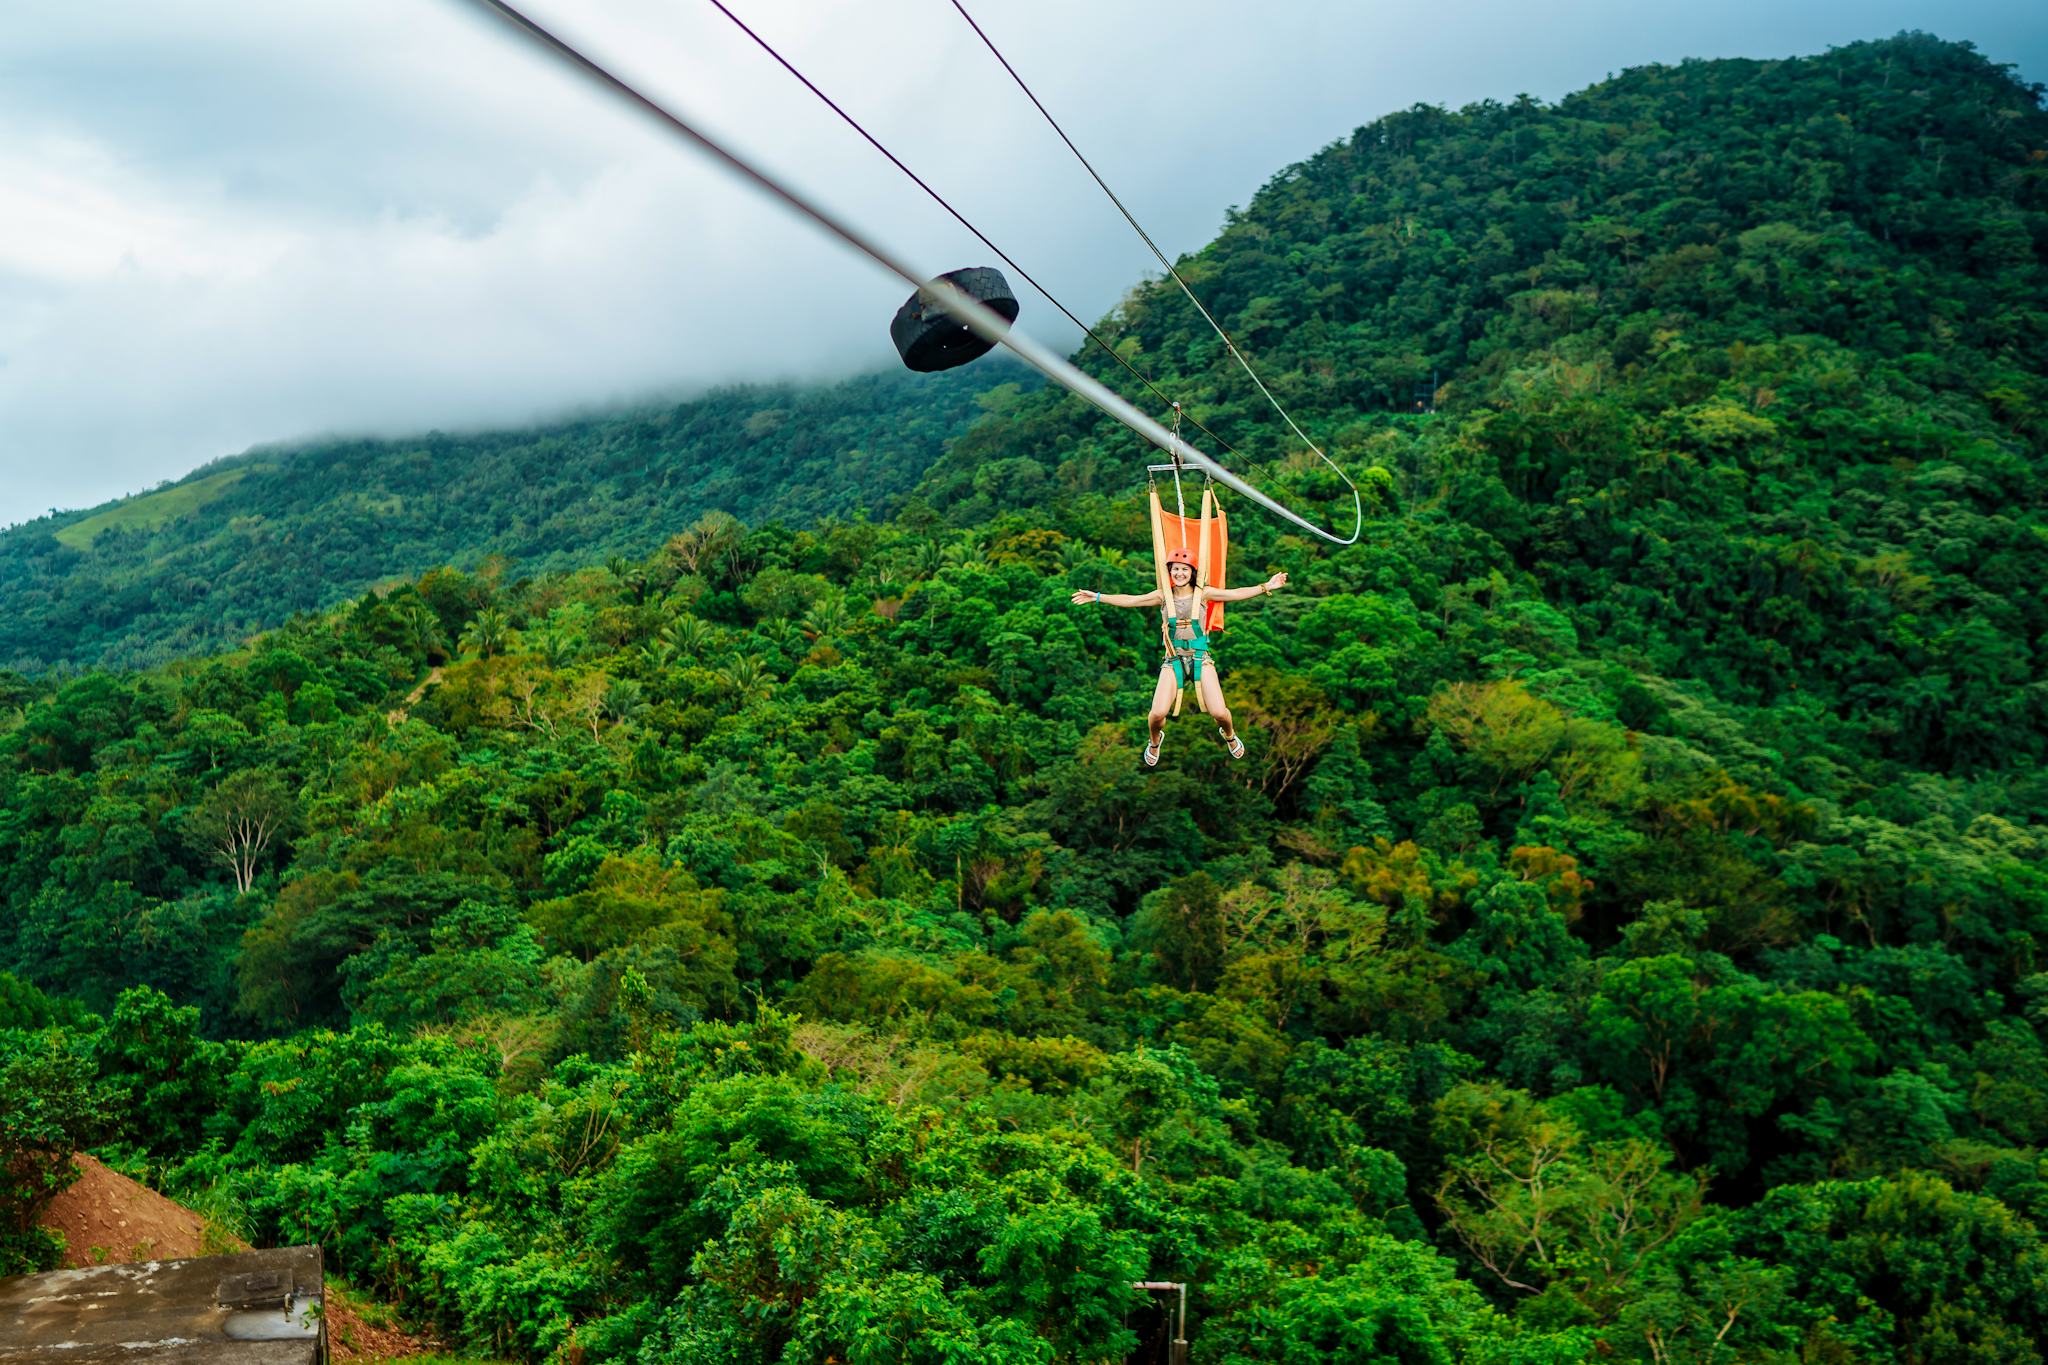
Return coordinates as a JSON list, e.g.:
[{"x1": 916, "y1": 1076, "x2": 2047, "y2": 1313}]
[
  {"x1": 1147, "y1": 663, "x2": 1178, "y2": 750},
  {"x1": 1198, "y1": 664, "x2": 1234, "y2": 739}
]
